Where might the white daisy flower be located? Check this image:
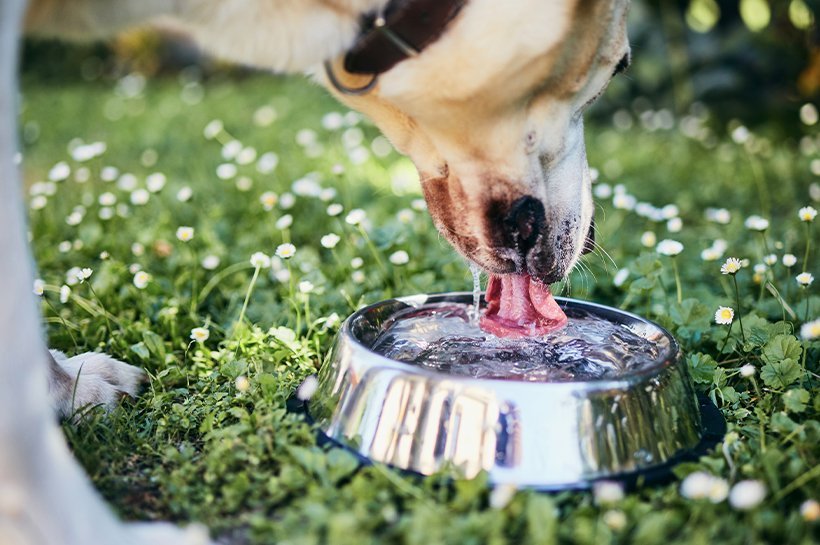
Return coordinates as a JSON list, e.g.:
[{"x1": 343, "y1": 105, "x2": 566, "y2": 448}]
[
  {"x1": 296, "y1": 375, "x2": 319, "y2": 401},
  {"x1": 489, "y1": 484, "x2": 518, "y2": 510},
  {"x1": 729, "y1": 480, "x2": 766, "y2": 511},
  {"x1": 782, "y1": 254, "x2": 797, "y2": 267},
  {"x1": 203, "y1": 119, "x2": 223, "y2": 140},
  {"x1": 275, "y1": 243, "x2": 296, "y2": 259},
  {"x1": 322, "y1": 111, "x2": 344, "y2": 130},
  {"x1": 146, "y1": 172, "x2": 166, "y2": 193},
  {"x1": 98, "y1": 192, "x2": 117, "y2": 206},
  {"x1": 130, "y1": 189, "x2": 150, "y2": 206},
  {"x1": 701, "y1": 247, "x2": 721, "y2": 261},
  {"x1": 236, "y1": 146, "x2": 257, "y2": 165},
  {"x1": 256, "y1": 151, "x2": 279, "y2": 174},
  {"x1": 216, "y1": 163, "x2": 237, "y2": 180},
  {"x1": 740, "y1": 364, "x2": 756, "y2": 378},
  {"x1": 753, "y1": 264, "x2": 768, "y2": 275},
  {"x1": 235, "y1": 375, "x2": 250, "y2": 393},
  {"x1": 352, "y1": 270, "x2": 366, "y2": 284},
  {"x1": 235, "y1": 176, "x2": 253, "y2": 191},
  {"x1": 661, "y1": 204, "x2": 679, "y2": 219},
  {"x1": 613, "y1": 268, "x2": 630, "y2": 287},
  {"x1": 389, "y1": 250, "x2": 410, "y2": 265},
  {"x1": 190, "y1": 327, "x2": 210, "y2": 343},
  {"x1": 279, "y1": 192, "x2": 296, "y2": 209},
  {"x1": 593, "y1": 481, "x2": 624, "y2": 505},
  {"x1": 176, "y1": 186, "x2": 193, "y2": 202},
  {"x1": 275, "y1": 214, "x2": 293, "y2": 230},
  {"x1": 58, "y1": 241, "x2": 72, "y2": 253},
  {"x1": 397, "y1": 209, "x2": 414, "y2": 224},
  {"x1": 292, "y1": 176, "x2": 322, "y2": 197},
  {"x1": 273, "y1": 268, "x2": 291, "y2": 283},
  {"x1": 411, "y1": 198, "x2": 427, "y2": 211},
  {"x1": 602, "y1": 510, "x2": 627, "y2": 531},
  {"x1": 331, "y1": 163, "x2": 345, "y2": 176},
  {"x1": 30, "y1": 196, "x2": 47, "y2": 210},
  {"x1": 33, "y1": 279, "x2": 45, "y2": 296},
  {"x1": 613, "y1": 193, "x2": 636, "y2": 210},
  {"x1": 260, "y1": 191, "x2": 278, "y2": 210},
  {"x1": 714, "y1": 306, "x2": 734, "y2": 325},
  {"x1": 721, "y1": 257, "x2": 743, "y2": 275},
  {"x1": 298, "y1": 280, "x2": 314, "y2": 294},
  {"x1": 100, "y1": 166, "x2": 119, "y2": 182},
  {"x1": 131, "y1": 242, "x2": 145, "y2": 257},
  {"x1": 133, "y1": 271, "x2": 151, "y2": 289},
  {"x1": 295, "y1": 129, "x2": 317, "y2": 147},
  {"x1": 763, "y1": 254, "x2": 777, "y2": 266},
  {"x1": 656, "y1": 239, "x2": 683, "y2": 256},
  {"x1": 798, "y1": 206, "x2": 817, "y2": 222},
  {"x1": 709, "y1": 208, "x2": 735, "y2": 225},
  {"x1": 65, "y1": 267, "x2": 82, "y2": 286},
  {"x1": 593, "y1": 183, "x2": 612, "y2": 199},
  {"x1": 319, "y1": 188, "x2": 337, "y2": 202},
  {"x1": 800, "y1": 499, "x2": 820, "y2": 522},
  {"x1": 744, "y1": 215, "x2": 769, "y2": 231},
  {"x1": 59, "y1": 285, "x2": 71, "y2": 304},
  {"x1": 250, "y1": 252, "x2": 271, "y2": 269},
  {"x1": 176, "y1": 226, "x2": 195, "y2": 242},
  {"x1": 48, "y1": 161, "x2": 70, "y2": 182},
  {"x1": 796, "y1": 272, "x2": 814, "y2": 287},
  {"x1": 321, "y1": 233, "x2": 341, "y2": 249},
  {"x1": 351, "y1": 257, "x2": 364, "y2": 269},
  {"x1": 800, "y1": 318, "x2": 820, "y2": 340},
  {"x1": 326, "y1": 203, "x2": 344, "y2": 217},
  {"x1": 345, "y1": 208, "x2": 366, "y2": 225},
  {"x1": 65, "y1": 211, "x2": 83, "y2": 226},
  {"x1": 640, "y1": 231, "x2": 657, "y2": 248},
  {"x1": 117, "y1": 173, "x2": 137, "y2": 192},
  {"x1": 667, "y1": 217, "x2": 683, "y2": 233},
  {"x1": 221, "y1": 140, "x2": 242, "y2": 160},
  {"x1": 680, "y1": 471, "x2": 729, "y2": 503},
  {"x1": 201, "y1": 255, "x2": 221, "y2": 270}
]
